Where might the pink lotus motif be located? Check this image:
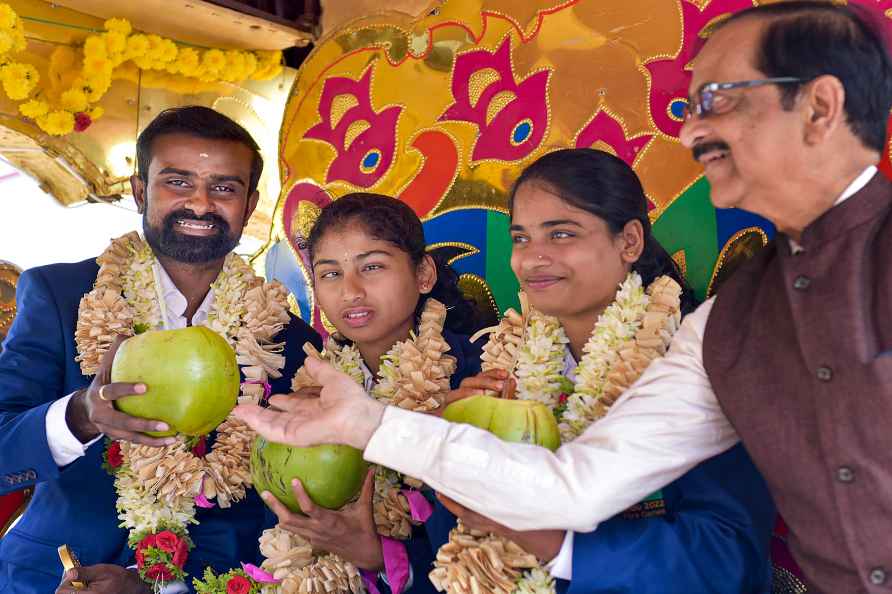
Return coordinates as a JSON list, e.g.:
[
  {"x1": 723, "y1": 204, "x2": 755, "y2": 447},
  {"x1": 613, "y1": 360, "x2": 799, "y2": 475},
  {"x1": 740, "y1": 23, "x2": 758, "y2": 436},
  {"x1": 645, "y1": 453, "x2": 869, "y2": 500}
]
[
  {"x1": 305, "y1": 66, "x2": 402, "y2": 188},
  {"x1": 575, "y1": 111, "x2": 653, "y2": 167},
  {"x1": 439, "y1": 37, "x2": 550, "y2": 162},
  {"x1": 643, "y1": 0, "x2": 753, "y2": 138}
]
